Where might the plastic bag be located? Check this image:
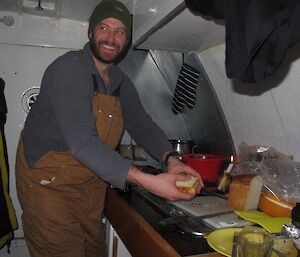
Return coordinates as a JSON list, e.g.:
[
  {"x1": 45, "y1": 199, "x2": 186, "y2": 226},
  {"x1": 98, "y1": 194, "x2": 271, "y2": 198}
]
[
  {"x1": 231, "y1": 143, "x2": 300, "y2": 204},
  {"x1": 236, "y1": 142, "x2": 293, "y2": 163}
]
